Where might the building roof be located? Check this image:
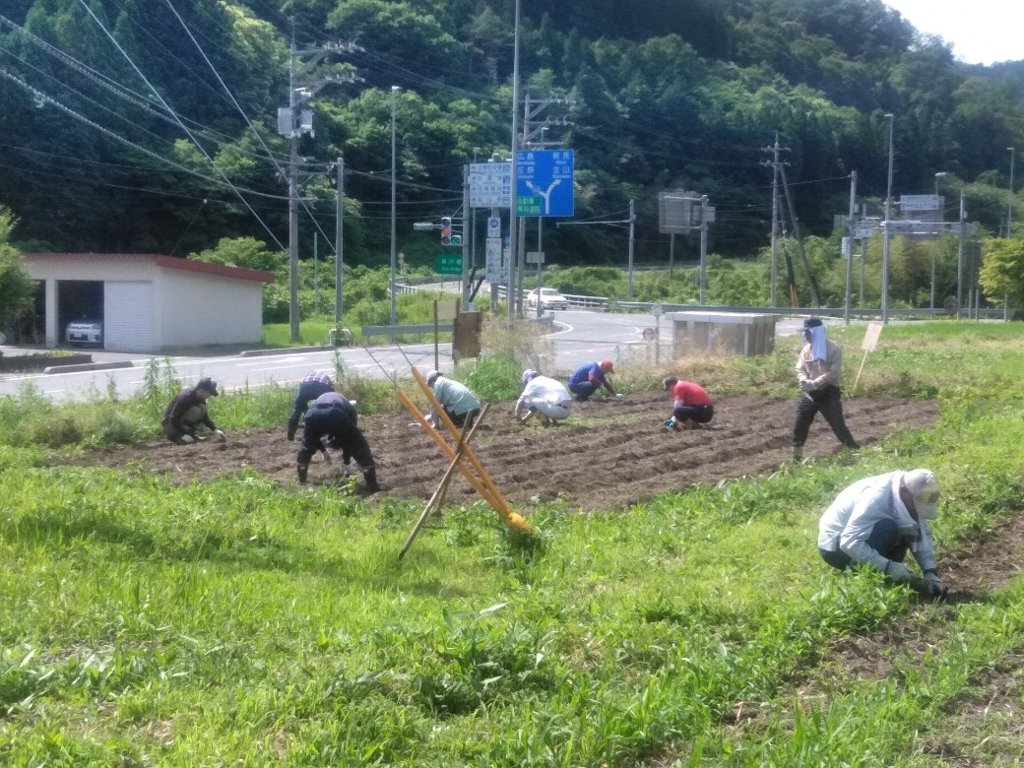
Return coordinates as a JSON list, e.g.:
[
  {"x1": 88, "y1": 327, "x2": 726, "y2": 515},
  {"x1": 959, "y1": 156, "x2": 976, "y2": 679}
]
[{"x1": 24, "y1": 253, "x2": 275, "y2": 283}]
